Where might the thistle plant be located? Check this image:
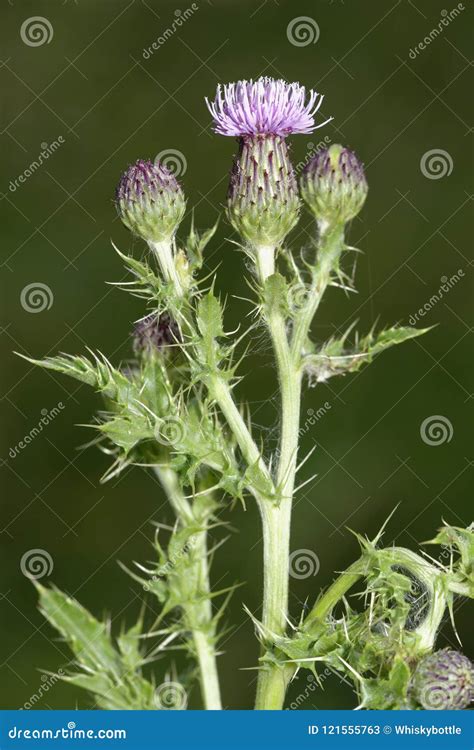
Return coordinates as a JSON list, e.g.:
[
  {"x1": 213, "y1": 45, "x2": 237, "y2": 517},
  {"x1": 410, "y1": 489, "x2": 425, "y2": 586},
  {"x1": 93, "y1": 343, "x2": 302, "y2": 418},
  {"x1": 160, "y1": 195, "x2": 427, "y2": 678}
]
[{"x1": 22, "y1": 76, "x2": 473, "y2": 711}]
